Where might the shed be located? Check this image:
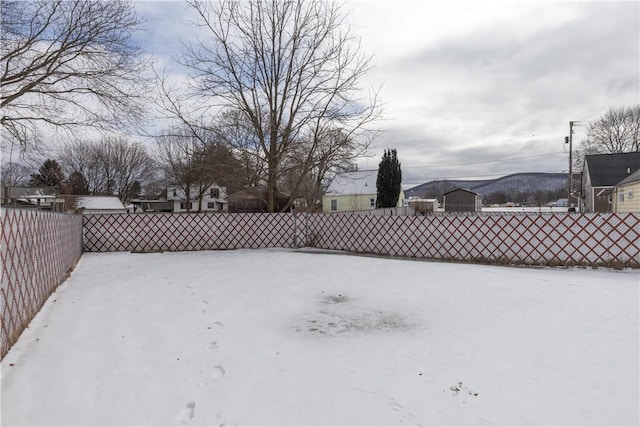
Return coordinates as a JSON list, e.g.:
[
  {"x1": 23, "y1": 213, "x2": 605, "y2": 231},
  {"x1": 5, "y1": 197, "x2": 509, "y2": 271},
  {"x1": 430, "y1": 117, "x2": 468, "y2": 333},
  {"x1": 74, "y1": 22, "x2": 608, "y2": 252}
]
[
  {"x1": 406, "y1": 198, "x2": 439, "y2": 214},
  {"x1": 228, "y1": 185, "x2": 291, "y2": 213},
  {"x1": 62, "y1": 195, "x2": 127, "y2": 214},
  {"x1": 443, "y1": 188, "x2": 481, "y2": 212}
]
